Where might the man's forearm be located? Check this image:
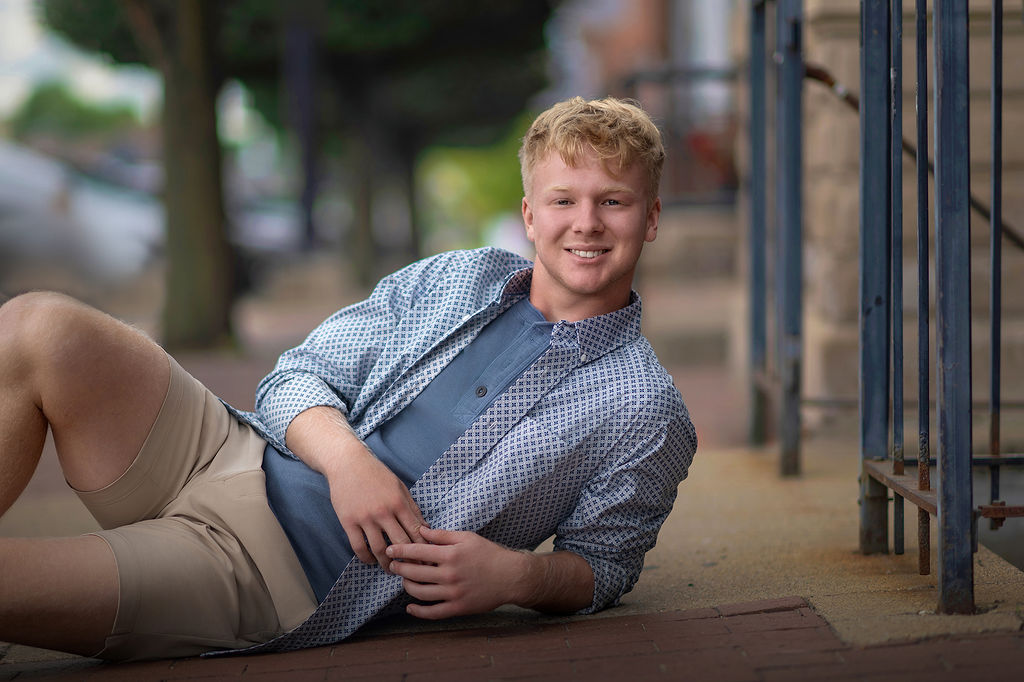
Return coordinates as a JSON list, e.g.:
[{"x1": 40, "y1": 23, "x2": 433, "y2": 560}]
[
  {"x1": 515, "y1": 549, "x2": 594, "y2": 614},
  {"x1": 284, "y1": 405, "x2": 428, "y2": 568},
  {"x1": 285, "y1": 405, "x2": 366, "y2": 475}
]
